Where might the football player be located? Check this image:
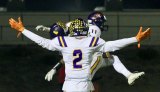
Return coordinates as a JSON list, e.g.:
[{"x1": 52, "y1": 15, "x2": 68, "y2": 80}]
[
  {"x1": 44, "y1": 11, "x2": 145, "y2": 86},
  {"x1": 9, "y1": 17, "x2": 151, "y2": 92},
  {"x1": 87, "y1": 11, "x2": 145, "y2": 85},
  {"x1": 47, "y1": 22, "x2": 67, "y2": 92}
]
